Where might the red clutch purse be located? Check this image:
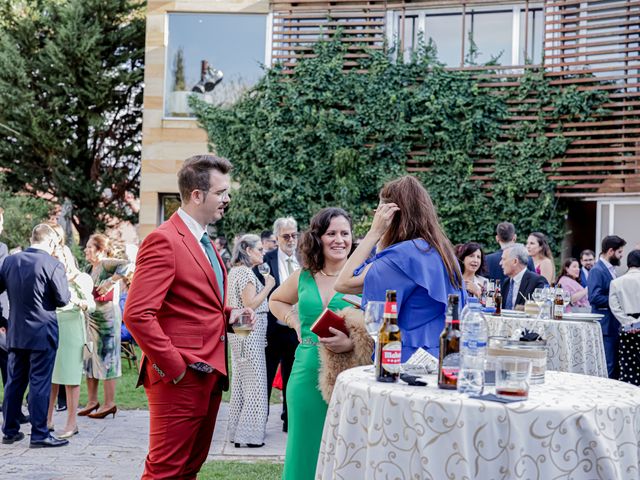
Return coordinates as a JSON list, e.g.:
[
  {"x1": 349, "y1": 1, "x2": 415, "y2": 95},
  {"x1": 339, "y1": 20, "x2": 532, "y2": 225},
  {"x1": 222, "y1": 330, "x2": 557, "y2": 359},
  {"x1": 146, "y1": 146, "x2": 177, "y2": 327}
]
[{"x1": 310, "y1": 308, "x2": 349, "y2": 338}]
